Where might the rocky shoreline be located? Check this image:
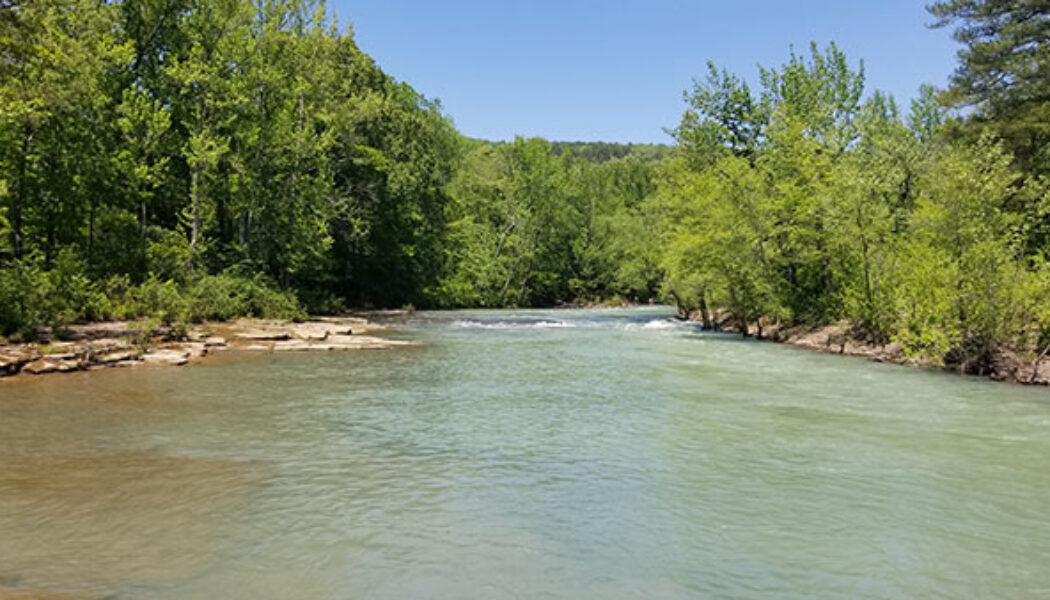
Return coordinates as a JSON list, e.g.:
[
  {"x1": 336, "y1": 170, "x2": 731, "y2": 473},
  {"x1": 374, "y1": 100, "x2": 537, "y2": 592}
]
[
  {"x1": 0, "y1": 316, "x2": 418, "y2": 380},
  {"x1": 700, "y1": 318, "x2": 1050, "y2": 386}
]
